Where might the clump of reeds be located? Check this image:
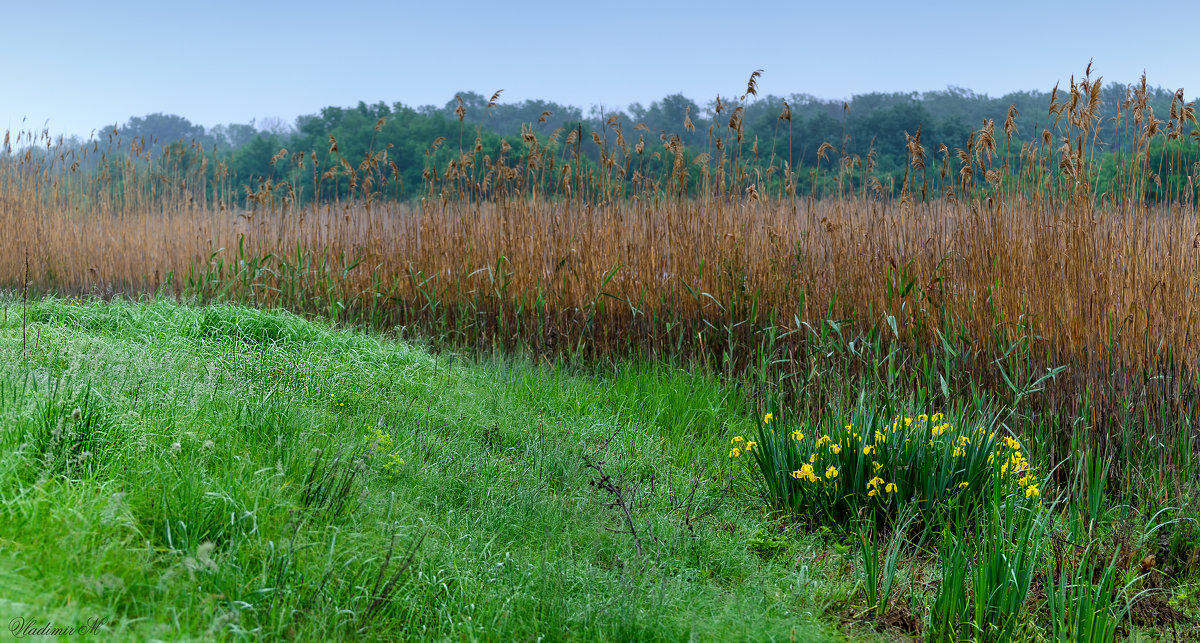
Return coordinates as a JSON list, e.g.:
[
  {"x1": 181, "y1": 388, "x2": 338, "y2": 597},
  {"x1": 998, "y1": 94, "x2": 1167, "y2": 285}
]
[{"x1": 1, "y1": 64, "x2": 1198, "y2": 451}]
